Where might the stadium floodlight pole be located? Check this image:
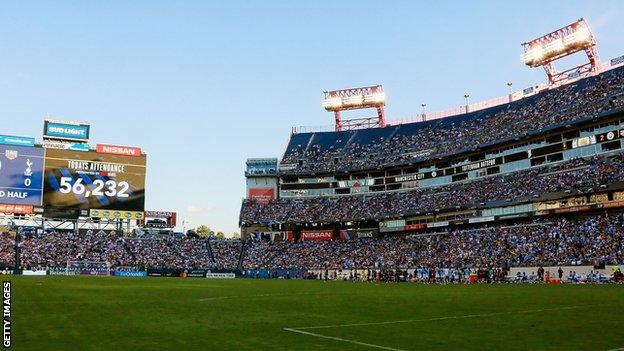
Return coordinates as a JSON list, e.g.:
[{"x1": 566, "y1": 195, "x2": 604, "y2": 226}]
[
  {"x1": 322, "y1": 85, "x2": 386, "y2": 131},
  {"x1": 521, "y1": 18, "x2": 600, "y2": 86},
  {"x1": 507, "y1": 82, "x2": 513, "y2": 102},
  {"x1": 421, "y1": 103, "x2": 427, "y2": 121},
  {"x1": 464, "y1": 94, "x2": 470, "y2": 113}
]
